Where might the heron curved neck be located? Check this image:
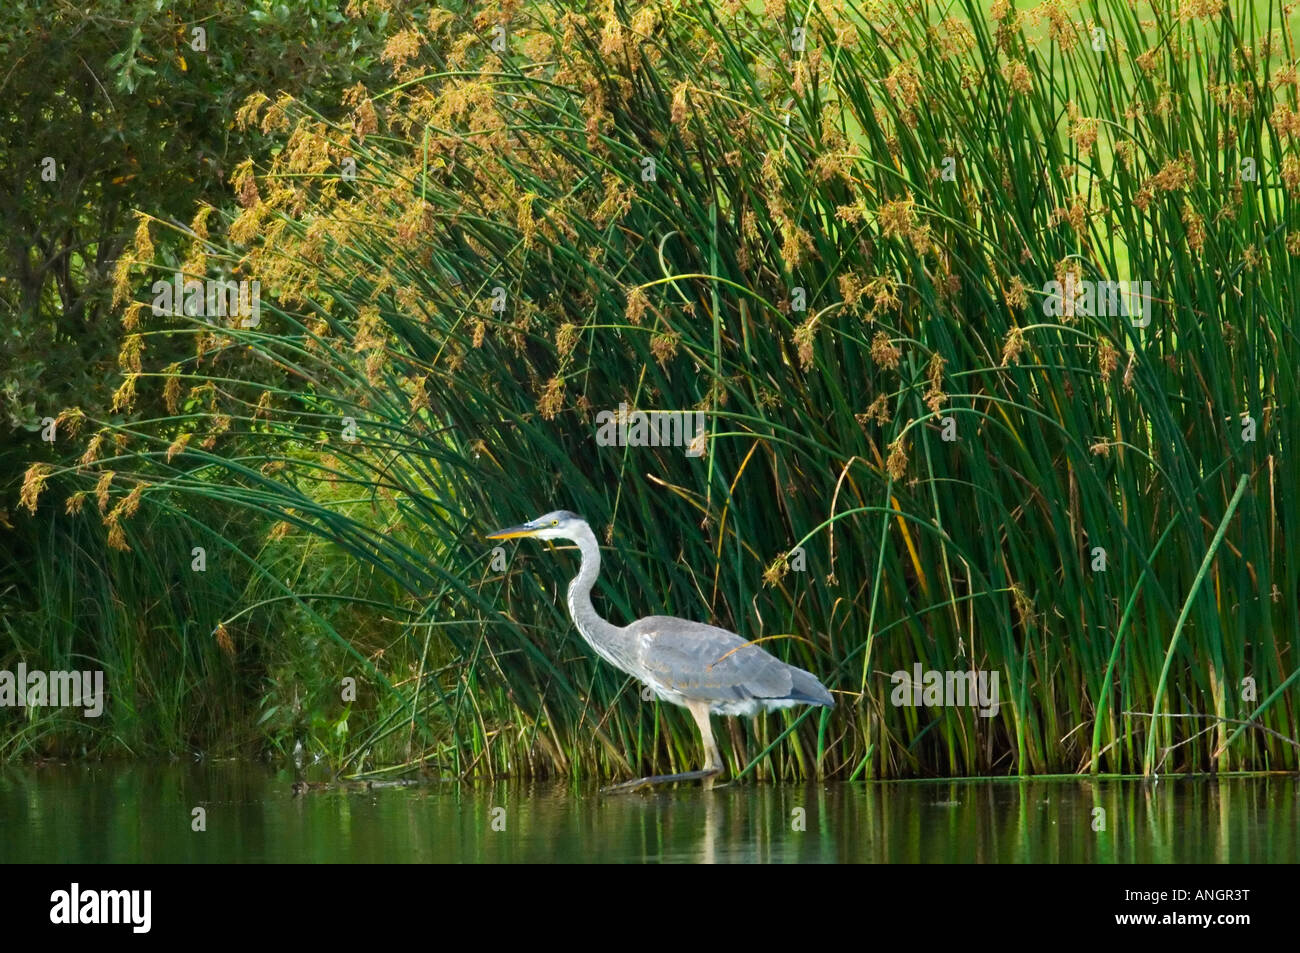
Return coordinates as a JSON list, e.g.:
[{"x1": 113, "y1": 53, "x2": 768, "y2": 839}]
[{"x1": 566, "y1": 524, "x2": 625, "y2": 665}]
